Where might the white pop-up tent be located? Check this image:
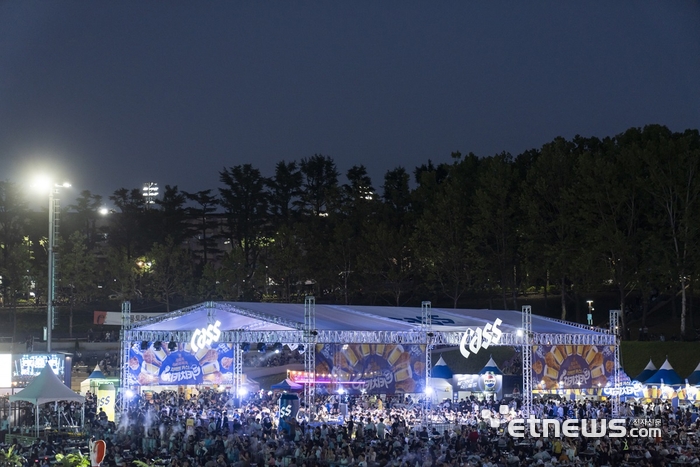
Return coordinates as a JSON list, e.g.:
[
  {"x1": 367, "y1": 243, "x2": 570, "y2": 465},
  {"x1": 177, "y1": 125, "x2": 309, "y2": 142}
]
[{"x1": 10, "y1": 365, "x2": 85, "y2": 437}]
